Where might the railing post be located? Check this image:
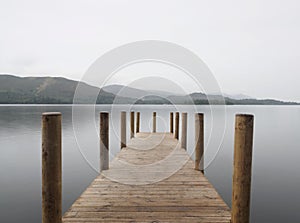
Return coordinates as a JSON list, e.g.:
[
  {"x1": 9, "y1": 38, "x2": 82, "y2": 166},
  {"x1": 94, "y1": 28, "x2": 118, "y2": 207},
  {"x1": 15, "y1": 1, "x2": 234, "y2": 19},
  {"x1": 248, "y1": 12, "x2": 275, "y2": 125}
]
[
  {"x1": 153, "y1": 112, "x2": 156, "y2": 133},
  {"x1": 130, "y1": 111, "x2": 135, "y2": 138},
  {"x1": 42, "y1": 112, "x2": 62, "y2": 223},
  {"x1": 136, "y1": 112, "x2": 140, "y2": 133},
  {"x1": 175, "y1": 112, "x2": 179, "y2": 139},
  {"x1": 181, "y1": 113, "x2": 187, "y2": 149},
  {"x1": 232, "y1": 114, "x2": 254, "y2": 223},
  {"x1": 195, "y1": 113, "x2": 204, "y2": 172},
  {"x1": 100, "y1": 112, "x2": 109, "y2": 171},
  {"x1": 120, "y1": 111, "x2": 126, "y2": 149},
  {"x1": 170, "y1": 112, "x2": 174, "y2": 133}
]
